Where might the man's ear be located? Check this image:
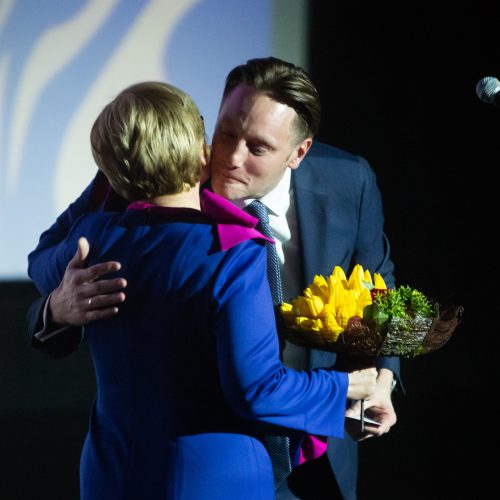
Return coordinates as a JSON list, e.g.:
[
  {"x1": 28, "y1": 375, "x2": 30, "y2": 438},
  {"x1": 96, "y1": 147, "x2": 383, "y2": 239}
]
[{"x1": 288, "y1": 138, "x2": 313, "y2": 169}]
